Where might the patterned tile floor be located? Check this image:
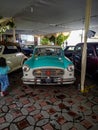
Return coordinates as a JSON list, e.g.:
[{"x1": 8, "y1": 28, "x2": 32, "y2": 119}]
[{"x1": 0, "y1": 69, "x2": 98, "y2": 130}]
